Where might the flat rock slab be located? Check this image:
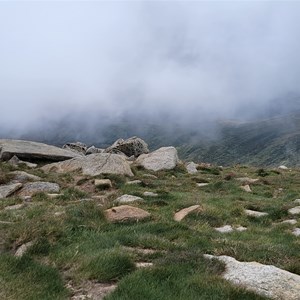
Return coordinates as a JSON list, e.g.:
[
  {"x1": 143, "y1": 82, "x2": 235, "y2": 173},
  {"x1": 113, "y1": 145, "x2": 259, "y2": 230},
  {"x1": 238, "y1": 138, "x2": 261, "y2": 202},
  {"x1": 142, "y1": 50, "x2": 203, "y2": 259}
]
[
  {"x1": 105, "y1": 205, "x2": 150, "y2": 223},
  {"x1": 114, "y1": 194, "x2": 144, "y2": 204},
  {"x1": 186, "y1": 162, "x2": 198, "y2": 174},
  {"x1": 236, "y1": 177, "x2": 259, "y2": 184},
  {"x1": 174, "y1": 205, "x2": 201, "y2": 222},
  {"x1": 10, "y1": 171, "x2": 41, "y2": 183},
  {"x1": 197, "y1": 183, "x2": 209, "y2": 187},
  {"x1": 215, "y1": 225, "x2": 234, "y2": 233},
  {"x1": 143, "y1": 191, "x2": 158, "y2": 197},
  {"x1": 94, "y1": 179, "x2": 113, "y2": 188},
  {"x1": 126, "y1": 180, "x2": 142, "y2": 185},
  {"x1": 204, "y1": 254, "x2": 300, "y2": 300},
  {"x1": 42, "y1": 153, "x2": 134, "y2": 177},
  {"x1": 0, "y1": 139, "x2": 80, "y2": 161},
  {"x1": 245, "y1": 209, "x2": 268, "y2": 218},
  {"x1": 0, "y1": 183, "x2": 22, "y2": 198},
  {"x1": 18, "y1": 182, "x2": 60, "y2": 197},
  {"x1": 135, "y1": 147, "x2": 179, "y2": 171},
  {"x1": 288, "y1": 206, "x2": 300, "y2": 215},
  {"x1": 281, "y1": 219, "x2": 297, "y2": 225}
]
